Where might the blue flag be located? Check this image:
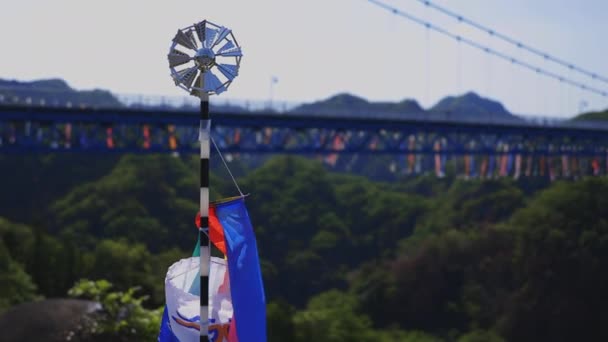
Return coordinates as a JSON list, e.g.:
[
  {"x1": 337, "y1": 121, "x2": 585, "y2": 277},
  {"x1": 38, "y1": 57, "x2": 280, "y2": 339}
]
[
  {"x1": 216, "y1": 198, "x2": 267, "y2": 342},
  {"x1": 158, "y1": 307, "x2": 181, "y2": 342}
]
